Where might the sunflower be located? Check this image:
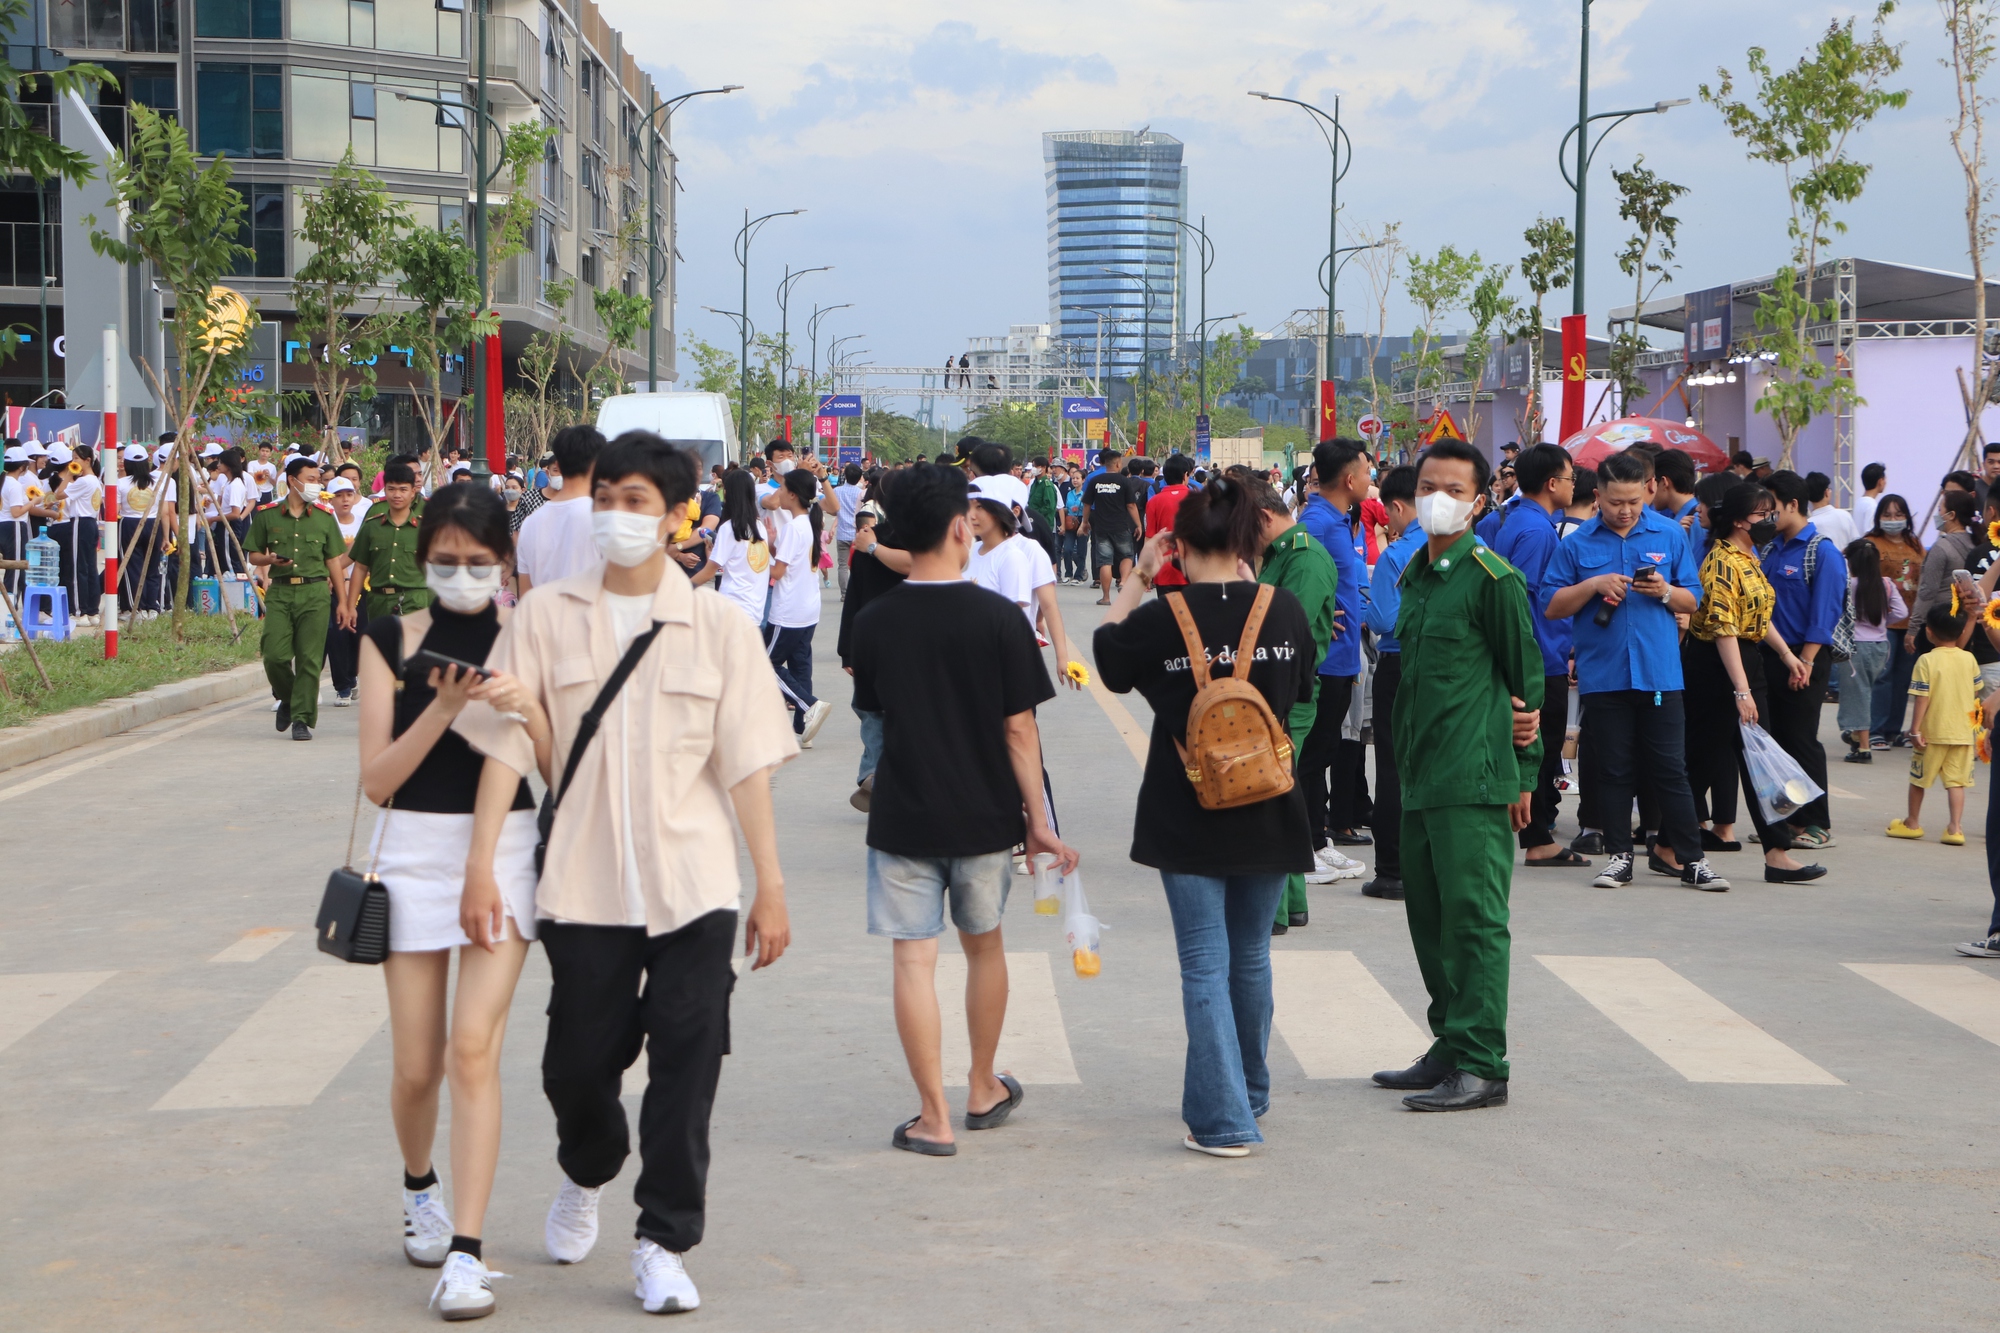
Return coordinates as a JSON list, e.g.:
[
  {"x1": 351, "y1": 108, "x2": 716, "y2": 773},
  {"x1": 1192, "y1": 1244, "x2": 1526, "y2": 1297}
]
[
  {"x1": 1985, "y1": 598, "x2": 2000, "y2": 632},
  {"x1": 1065, "y1": 661, "x2": 1091, "y2": 687},
  {"x1": 1988, "y1": 519, "x2": 2000, "y2": 546}
]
